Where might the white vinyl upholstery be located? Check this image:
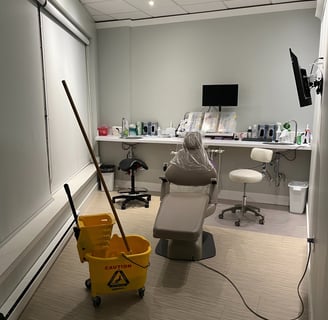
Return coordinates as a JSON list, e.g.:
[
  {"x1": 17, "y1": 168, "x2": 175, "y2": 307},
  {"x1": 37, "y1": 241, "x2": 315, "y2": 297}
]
[
  {"x1": 153, "y1": 132, "x2": 218, "y2": 260},
  {"x1": 154, "y1": 193, "x2": 209, "y2": 241},
  {"x1": 229, "y1": 169, "x2": 263, "y2": 184},
  {"x1": 251, "y1": 147, "x2": 273, "y2": 163}
]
